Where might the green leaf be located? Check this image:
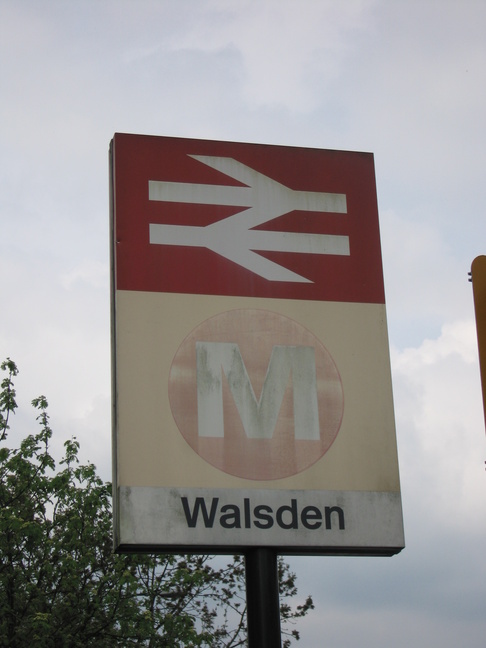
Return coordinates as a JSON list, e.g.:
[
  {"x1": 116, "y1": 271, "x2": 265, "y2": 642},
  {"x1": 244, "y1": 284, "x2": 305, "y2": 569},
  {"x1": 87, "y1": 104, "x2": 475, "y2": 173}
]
[{"x1": 0, "y1": 360, "x2": 313, "y2": 646}]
